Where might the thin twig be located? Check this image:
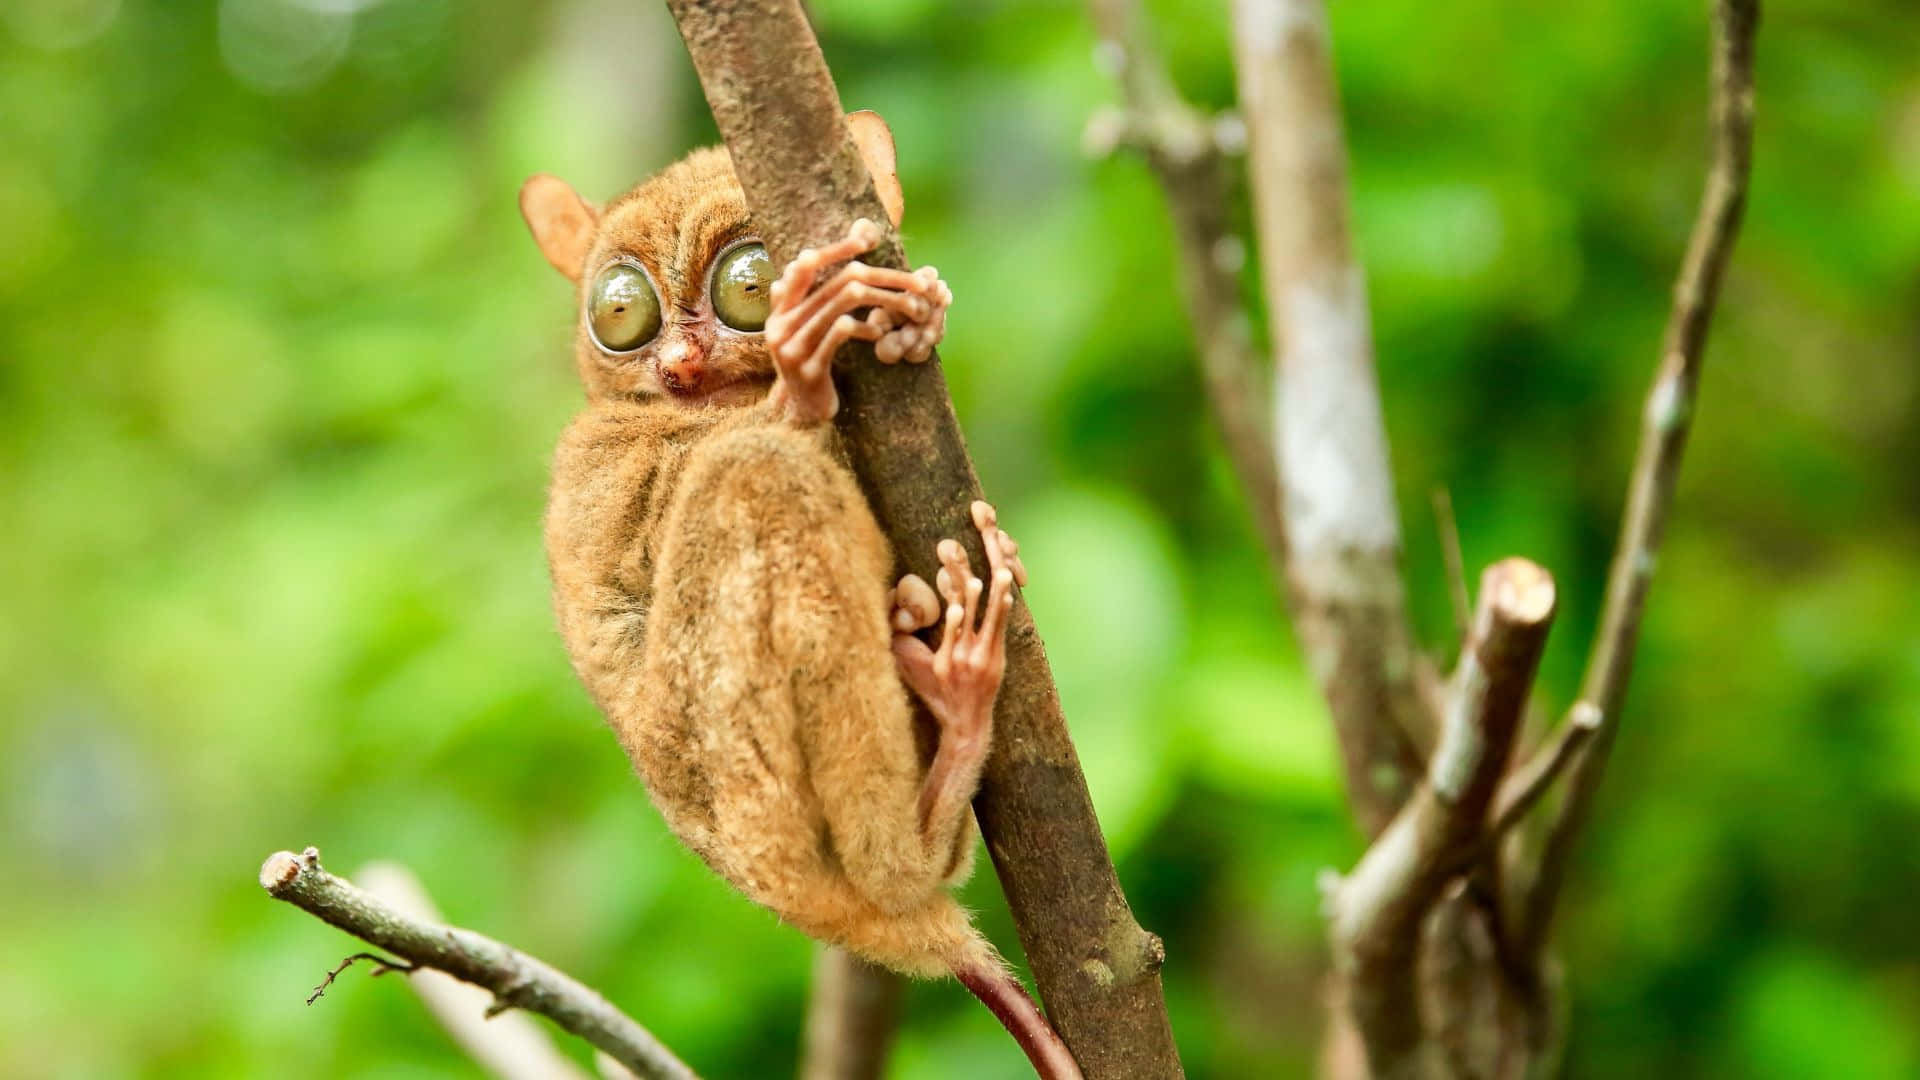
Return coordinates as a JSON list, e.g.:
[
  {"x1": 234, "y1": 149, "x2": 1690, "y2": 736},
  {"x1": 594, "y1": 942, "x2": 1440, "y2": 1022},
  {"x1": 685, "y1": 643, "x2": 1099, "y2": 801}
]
[
  {"x1": 261, "y1": 848, "x2": 697, "y2": 1080},
  {"x1": 1432, "y1": 488, "x2": 1471, "y2": 647},
  {"x1": 1085, "y1": 0, "x2": 1283, "y2": 579},
  {"x1": 307, "y1": 951, "x2": 417, "y2": 1005},
  {"x1": 355, "y1": 861, "x2": 603, "y2": 1080},
  {"x1": 1491, "y1": 702, "x2": 1603, "y2": 839},
  {"x1": 1328, "y1": 559, "x2": 1557, "y2": 1076},
  {"x1": 1522, "y1": 0, "x2": 1759, "y2": 954}
]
